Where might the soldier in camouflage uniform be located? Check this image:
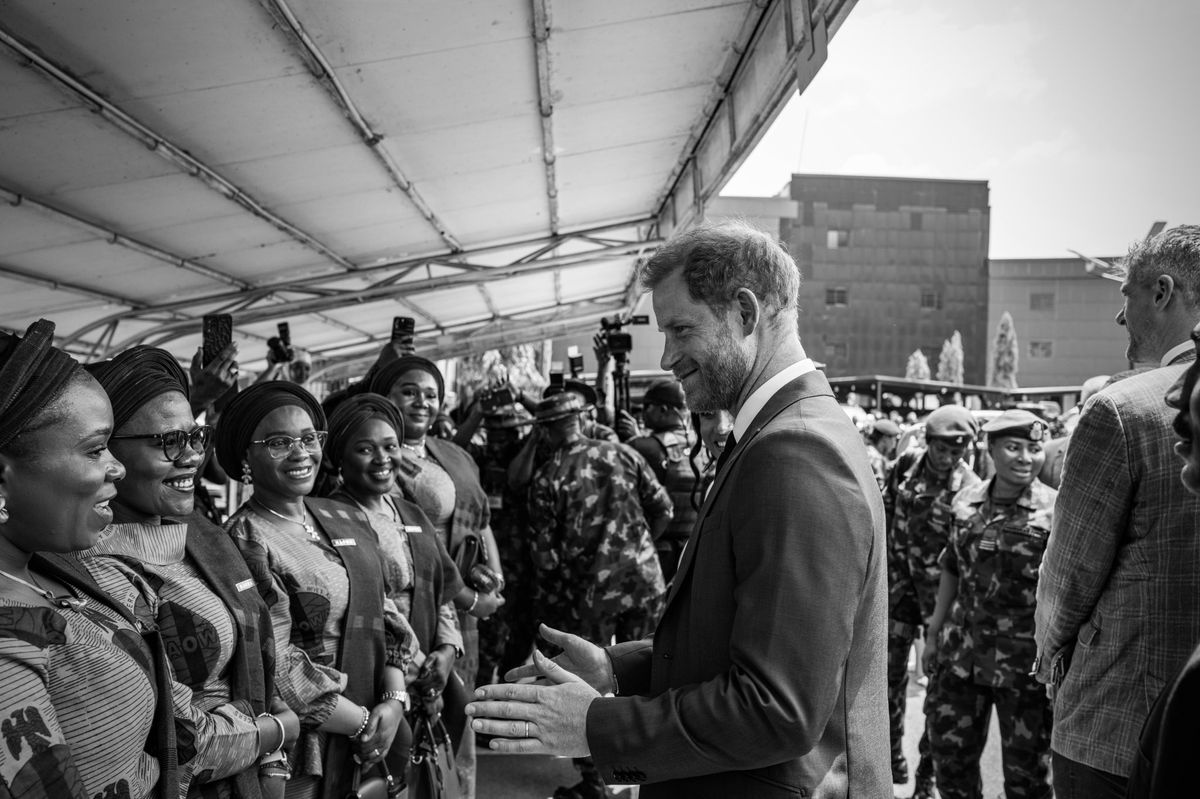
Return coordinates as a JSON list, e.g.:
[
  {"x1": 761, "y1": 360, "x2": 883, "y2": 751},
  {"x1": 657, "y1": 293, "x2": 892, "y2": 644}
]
[
  {"x1": 883, "y1": 405, "x2": 980, "y2": 795},
  {"x1": 923, "y1": 409, "x2": 1055, "y2": 799},
  {"x1": 528, "y1": 392, "x2": 672, "y2": 644},
  {"x1": 527, "y1": 391, "x2": 672, "y2": 799},
  {"x1": 867, "y1": 417, "x2": 901, "y2": 491}
]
